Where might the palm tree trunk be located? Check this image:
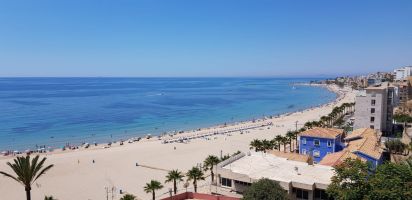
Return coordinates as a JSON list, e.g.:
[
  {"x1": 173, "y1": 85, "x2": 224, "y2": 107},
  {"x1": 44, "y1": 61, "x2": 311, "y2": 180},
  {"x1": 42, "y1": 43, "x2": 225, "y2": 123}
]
[
  {"x1": 25, "y1": 187, "x2": 31, "y2": 200},
  {"x1": 295, "y1": 137, "x2": 298, "y2": 151},
  {"x1": 173, "y1": 180, "x2": 177, "y2": 194},
  {"x1": 210, "y1": 168, "x2": 214, "y2": 183},
  {"x1": 194, "y1": 180, "x2": 197, "y2": 193},
  {"x1": 152, "y1": 191, "x2": 155, "y2": 200}
]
